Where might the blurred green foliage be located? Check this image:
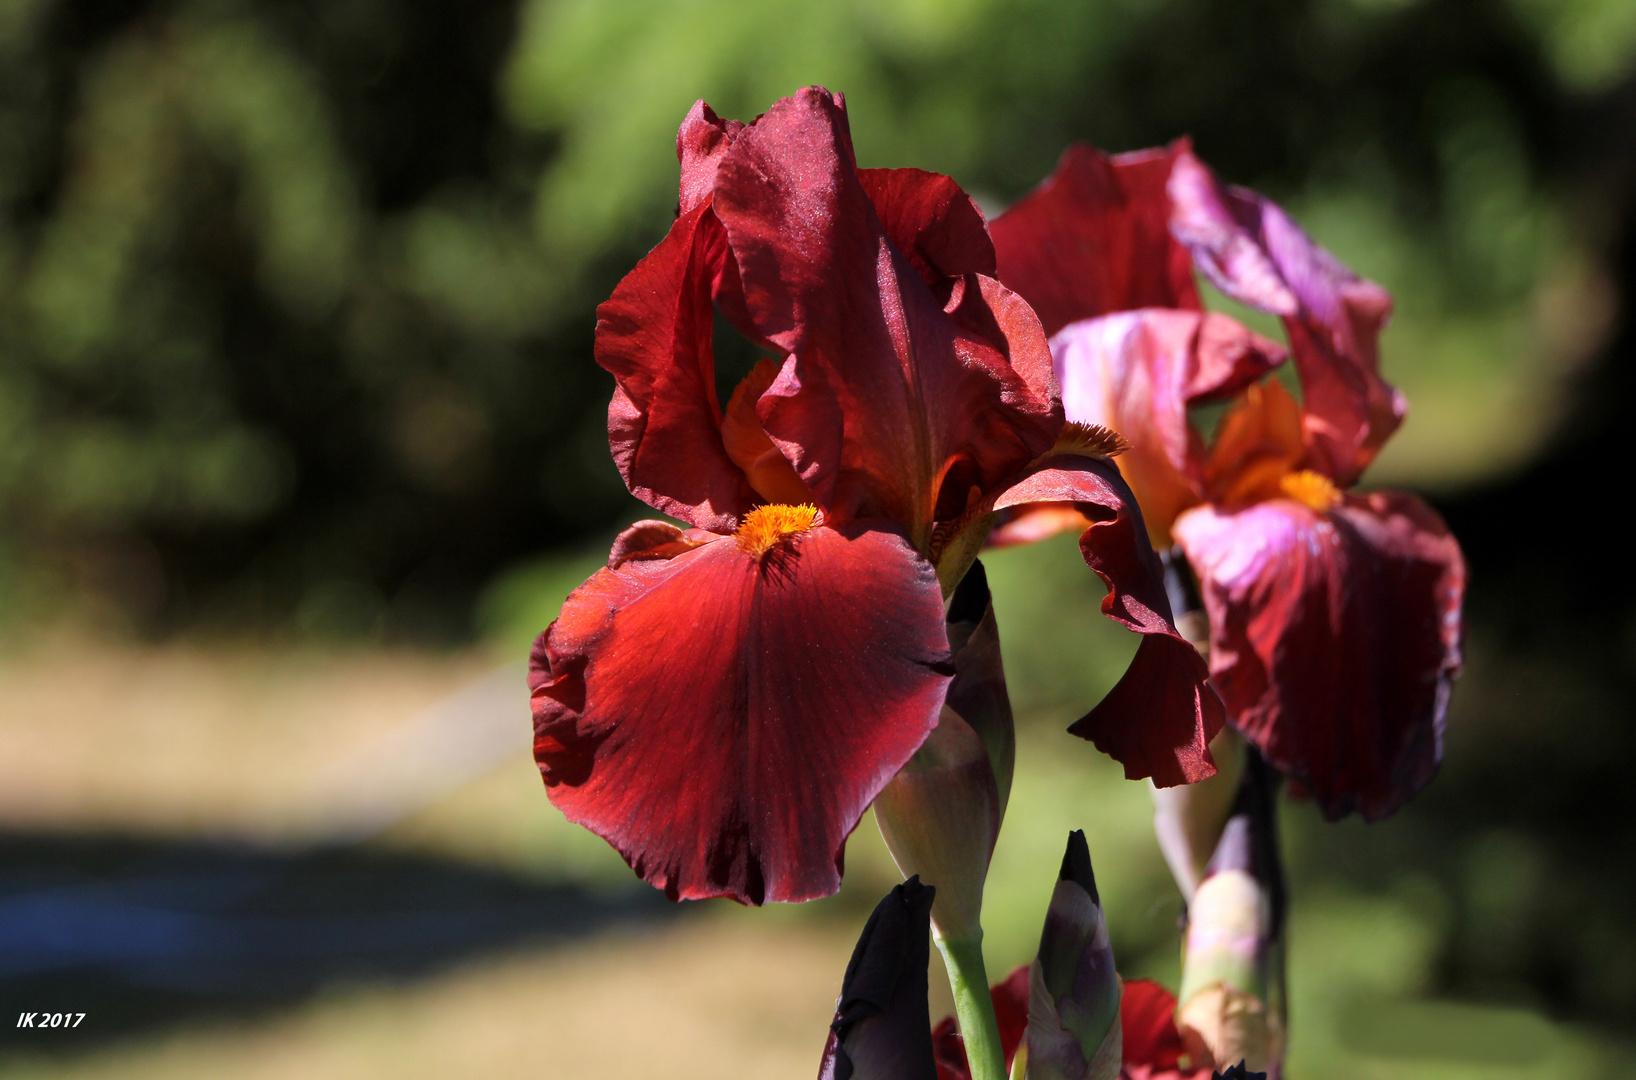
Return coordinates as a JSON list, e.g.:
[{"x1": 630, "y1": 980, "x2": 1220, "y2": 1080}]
[{"x1": 0, "y1": 0, "x2": 1624, "y2": 639}]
